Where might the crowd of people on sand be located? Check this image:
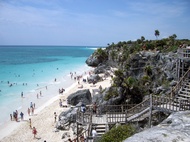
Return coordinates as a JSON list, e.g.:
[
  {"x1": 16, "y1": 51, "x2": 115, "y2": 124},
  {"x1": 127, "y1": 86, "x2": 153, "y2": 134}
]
[
  {"x1": 5, "y1": 70, "x2": 96, "y2": 141},
  {"x1": 8, "y1": 87, "x2": 44, "y2": 140},
  {"x1": 10, "y1": 110, "x2": 24, "y2": 122},
  {"x1": 10, "y1": 101, "x2": 36, "y2": 122}
]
